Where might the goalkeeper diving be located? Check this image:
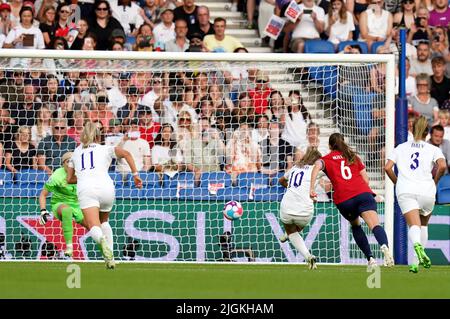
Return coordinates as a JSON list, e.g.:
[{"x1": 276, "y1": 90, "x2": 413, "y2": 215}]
[{"x1": 38, "y1": 152, "x2": 87, "y2": 258}]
